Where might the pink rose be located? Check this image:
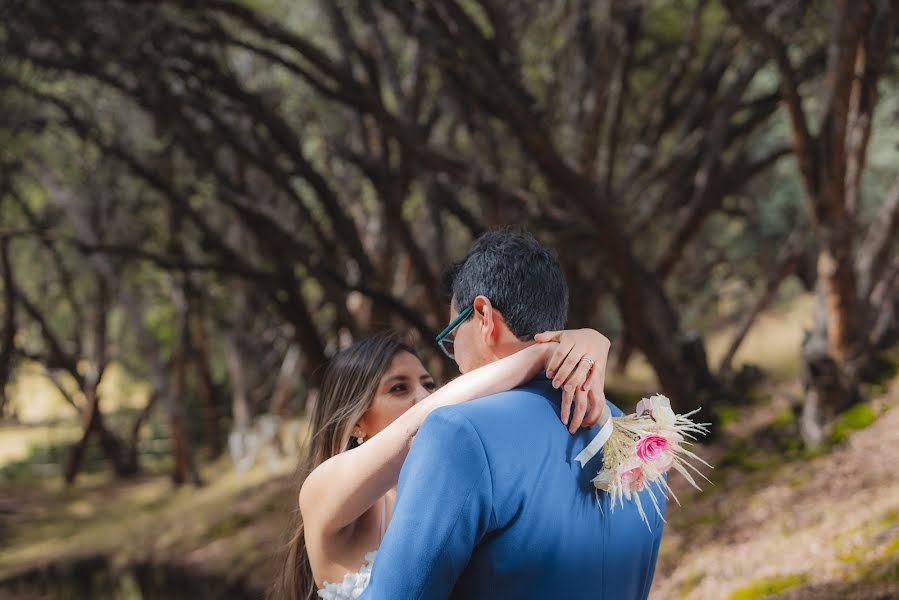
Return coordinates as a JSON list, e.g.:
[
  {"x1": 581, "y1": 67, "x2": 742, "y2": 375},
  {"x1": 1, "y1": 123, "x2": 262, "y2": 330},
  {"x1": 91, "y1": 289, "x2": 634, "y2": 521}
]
[
  {"x1": 636, "y1": 434, "x2": 670, "y2": 462},
  {"x1": 619, "y1": 466, "x2": 644, "y2": 490}
]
